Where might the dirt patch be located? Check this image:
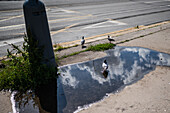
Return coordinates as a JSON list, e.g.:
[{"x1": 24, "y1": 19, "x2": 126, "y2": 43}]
[
  {"x1": 59, "y1": 51, "x2": 107, "y2": 66},
  {"x1": 0, "y1": 92, "x2": 12, "y2": 113}
]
